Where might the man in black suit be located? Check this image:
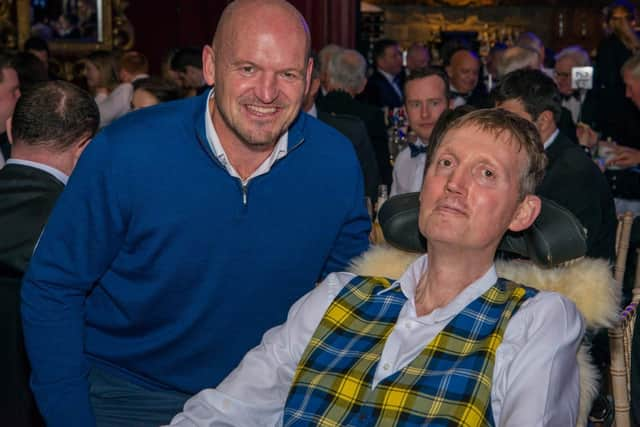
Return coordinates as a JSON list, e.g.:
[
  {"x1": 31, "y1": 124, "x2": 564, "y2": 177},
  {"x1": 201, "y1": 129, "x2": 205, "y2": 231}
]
[
  {"x1": 493, "y1": 68, "x2": 617, "y2": 262},
  {"x1": 303, "y1": 52, "x2": 379, "y2": 201},
  {"x1": 0, "y1": 52, "x2": 20, "y2": 166},
  {"x1": 445, "y1": 48, "x2": 490, "y2": 109},
  {"x1": 359, "y1": 39, "x2": 404, "y2": 110},
  {"x1": 0, "y1": 80, "x2": 99, "y2": 427},
  {"x1": 318, "y1": 48, "x2": 393, "y2": 186}
]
